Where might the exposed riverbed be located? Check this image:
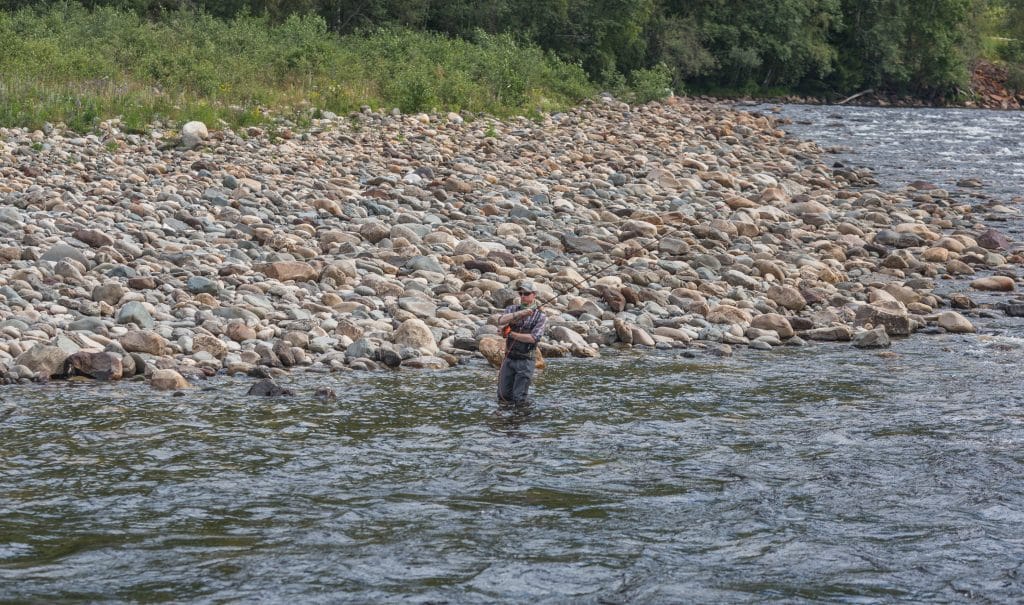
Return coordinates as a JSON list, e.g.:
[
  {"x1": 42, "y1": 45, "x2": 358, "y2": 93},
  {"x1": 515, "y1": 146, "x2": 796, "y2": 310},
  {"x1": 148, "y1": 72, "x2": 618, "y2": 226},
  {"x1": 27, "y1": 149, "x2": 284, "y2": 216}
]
[{"x1": 2, "y1": 104, "x2": 1023, "y2": 602}]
